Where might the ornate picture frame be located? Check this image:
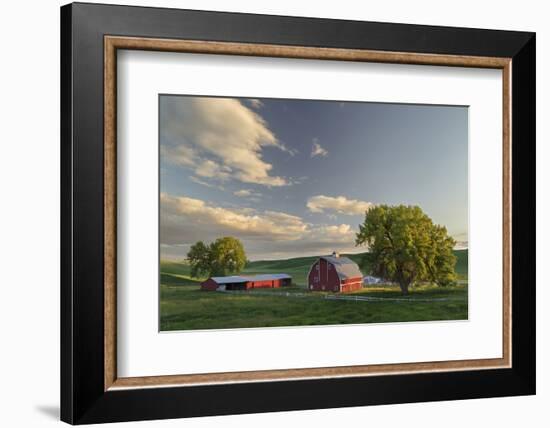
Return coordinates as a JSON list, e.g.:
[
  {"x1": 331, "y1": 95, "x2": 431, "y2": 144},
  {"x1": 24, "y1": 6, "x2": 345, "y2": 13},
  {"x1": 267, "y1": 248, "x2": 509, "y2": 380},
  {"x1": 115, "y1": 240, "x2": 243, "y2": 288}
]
[{"x1": 61, "y1": 3, "x2": 535, "y2": 424}]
